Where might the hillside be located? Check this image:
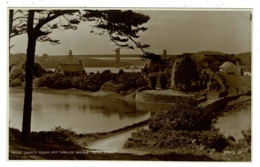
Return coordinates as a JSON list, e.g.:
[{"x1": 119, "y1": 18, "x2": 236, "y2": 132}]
[
  {"x1": 189, "y1": 51, "x2": 251, "y2": 72},
  {"x1": 233, "y1": 52, "x2": 251, "y2": 67}
]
